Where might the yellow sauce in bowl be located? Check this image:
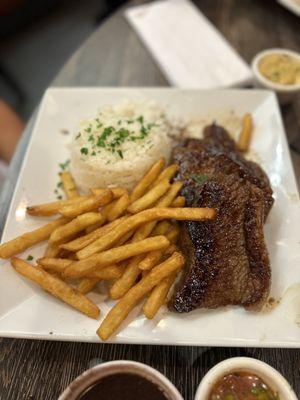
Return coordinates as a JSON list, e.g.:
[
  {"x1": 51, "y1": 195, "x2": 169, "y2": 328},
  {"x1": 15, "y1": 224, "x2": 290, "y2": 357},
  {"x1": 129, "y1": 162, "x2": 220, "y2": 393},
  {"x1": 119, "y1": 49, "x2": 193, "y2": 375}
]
[{"x1": 258, "y1": 53, "x2": 300, "y2": 85}]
